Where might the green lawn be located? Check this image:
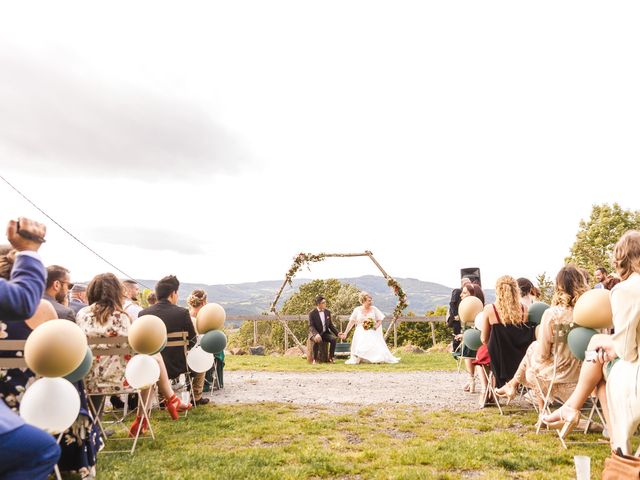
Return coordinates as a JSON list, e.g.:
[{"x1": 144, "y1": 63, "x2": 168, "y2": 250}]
[
  {"x1": 98, "y1": 403, "x2": 610, "y2": 479},
  {"x1": 225, "y1": 352, "x2": 458, "y2": 372}
]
